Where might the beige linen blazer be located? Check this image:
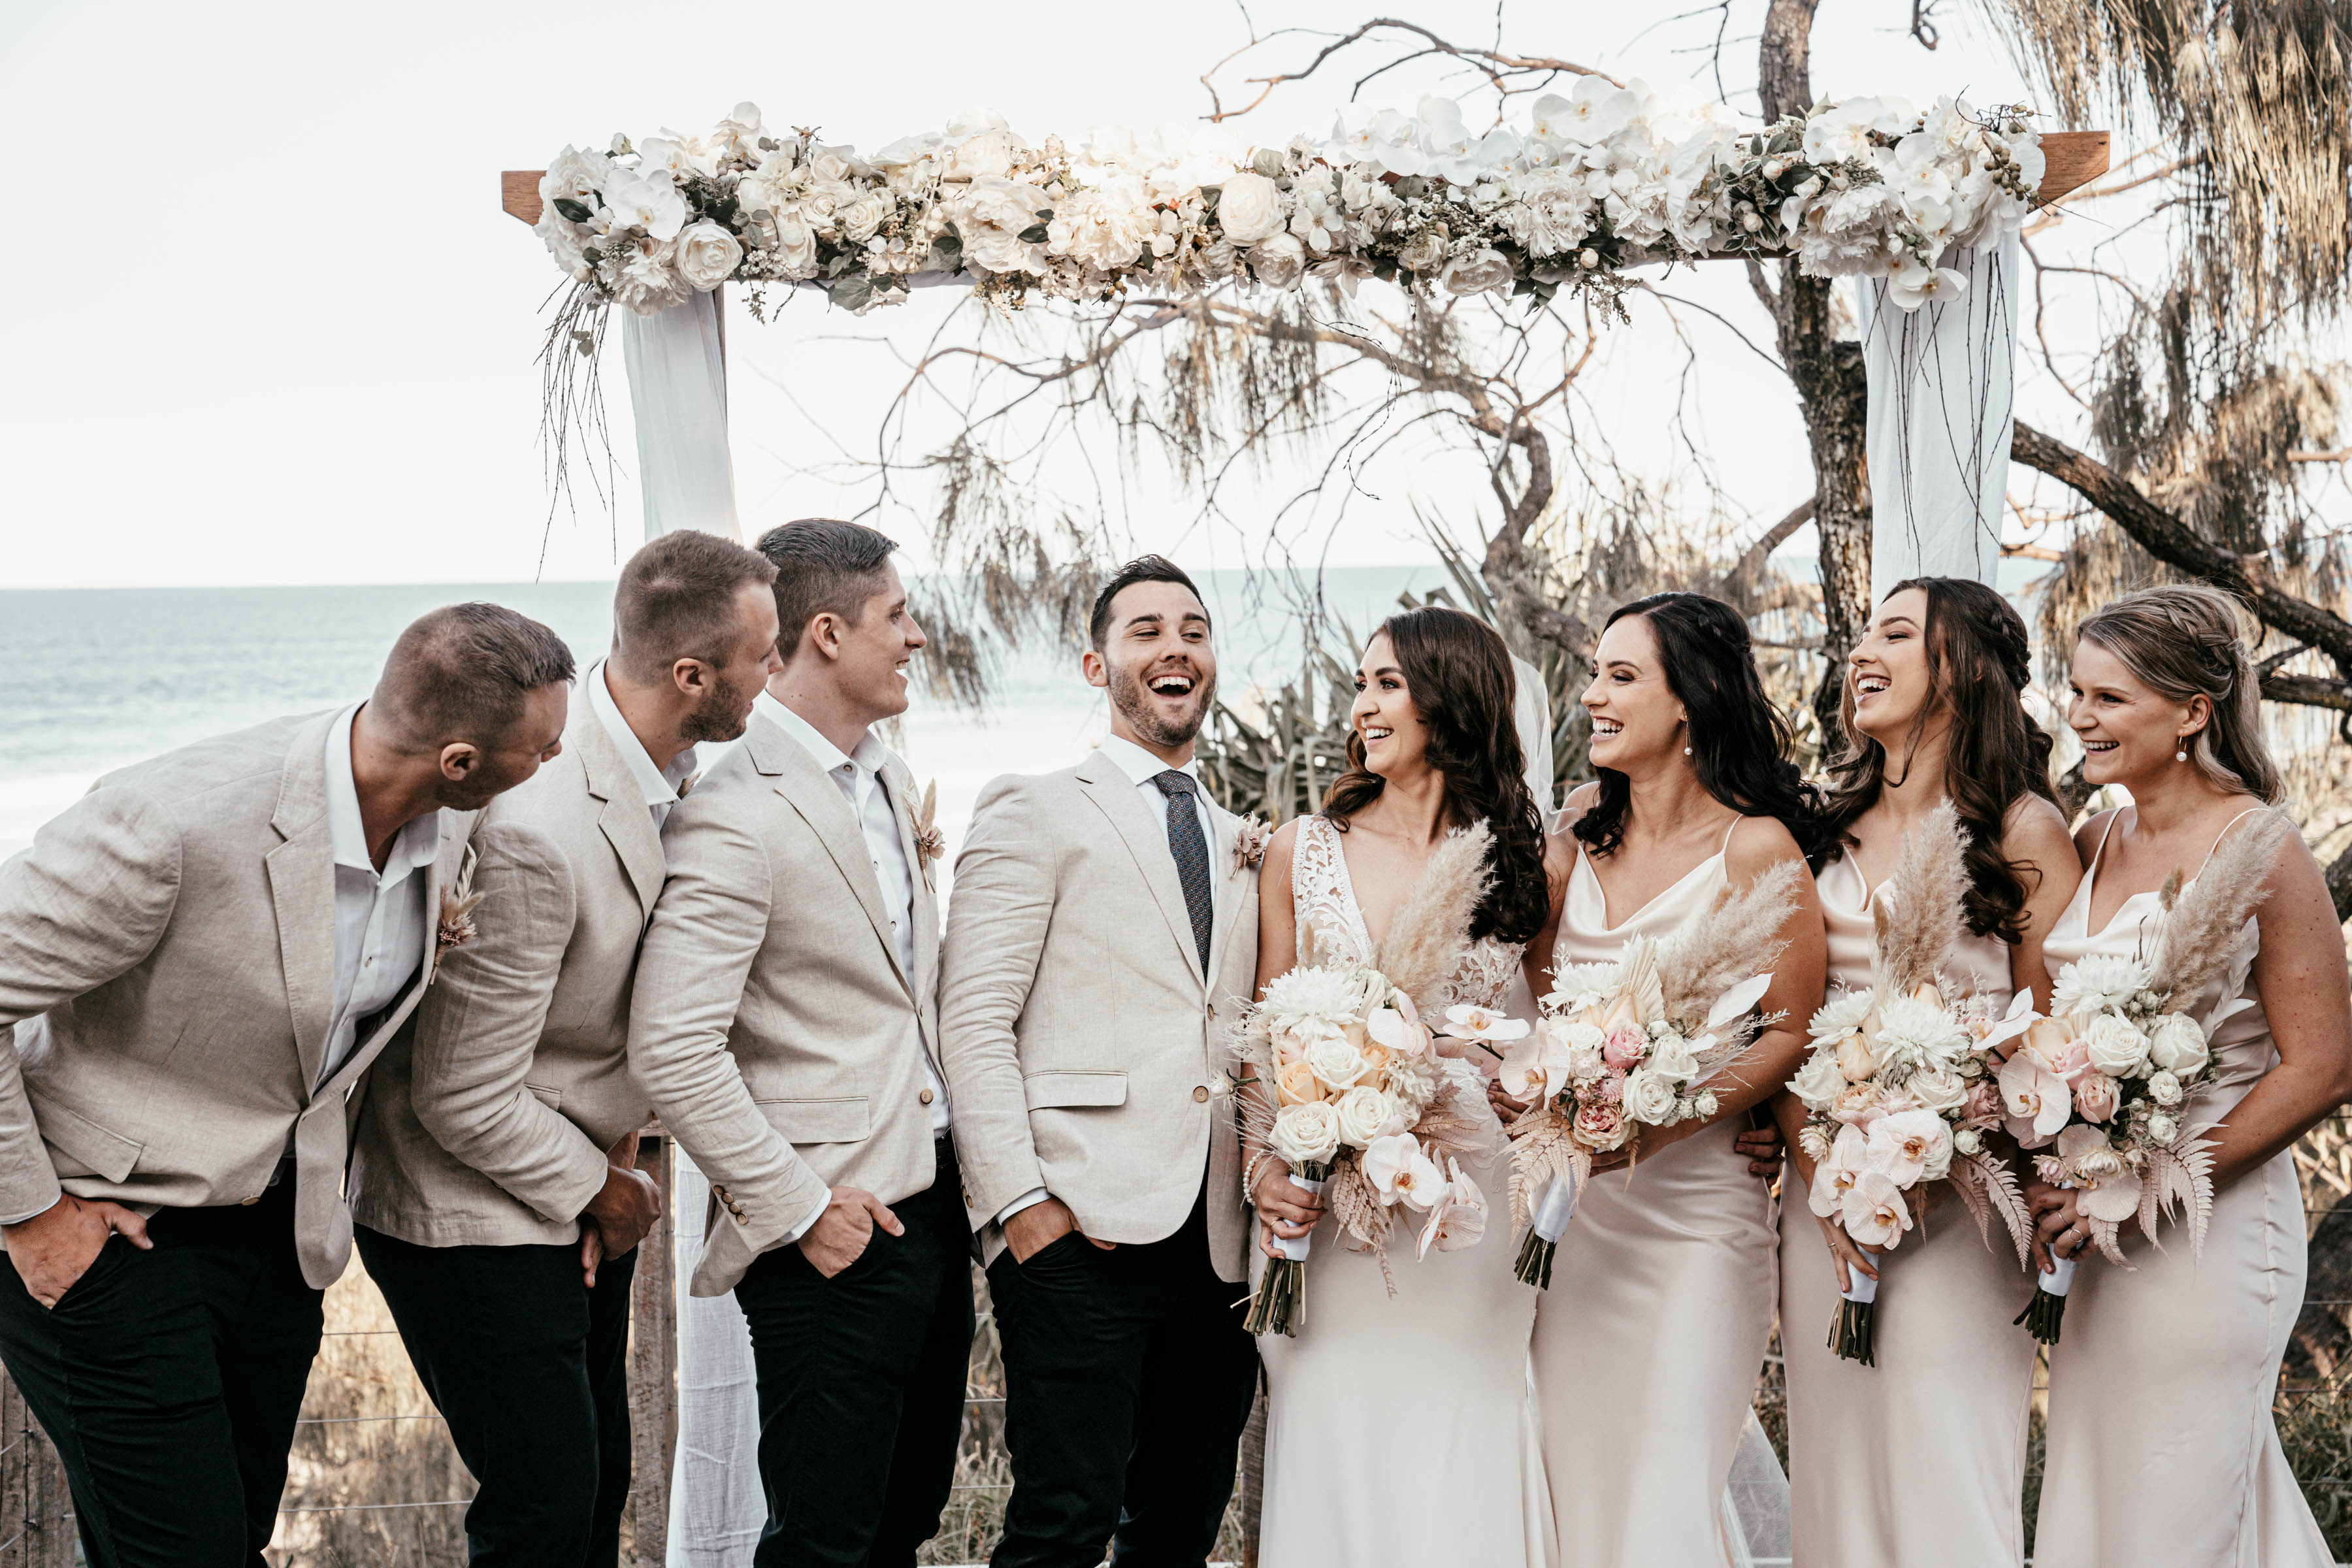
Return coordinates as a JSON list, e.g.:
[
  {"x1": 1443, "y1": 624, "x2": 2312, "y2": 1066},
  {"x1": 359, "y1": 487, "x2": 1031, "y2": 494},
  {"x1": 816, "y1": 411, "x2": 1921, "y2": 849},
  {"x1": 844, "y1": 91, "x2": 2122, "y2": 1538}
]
[
  {"x1": 350, "y1": 706, "x2": 662, "y2": 1247},
  {"x1": 627, "y1": 712, "x2": 942, "y2": 1297},
  {"x1": 938, "y1": 749, "x2": 1258, "y2": 1283},
  {"x1": 0, "y1": 713, "x2": 474, "y2": 1288}
]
